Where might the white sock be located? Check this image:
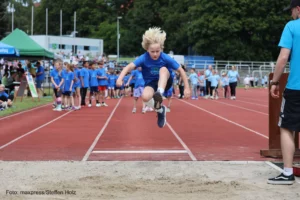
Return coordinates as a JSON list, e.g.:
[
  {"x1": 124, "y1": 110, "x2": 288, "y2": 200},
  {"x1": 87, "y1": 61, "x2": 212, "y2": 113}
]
[
  {"x1": 156, "y1": 107, "x2": 163, "y2": 113},
  {"x1": 283, "y1": 167, "x2": 293, "y2": 176},
  {"x1": 145, "y1": 98, "x2": 154, "y2": 108},
  {"x1": 157, "y1": 87, "x2": 164, "y2": 94}
]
